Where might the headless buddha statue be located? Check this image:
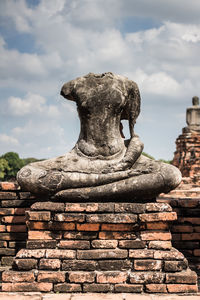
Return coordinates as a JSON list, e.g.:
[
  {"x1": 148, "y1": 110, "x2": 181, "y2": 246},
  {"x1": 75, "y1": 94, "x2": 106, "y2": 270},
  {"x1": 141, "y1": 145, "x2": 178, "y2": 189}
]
[{"x1": 17, "y1": 72, "x2": 181, "y2": 201}]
